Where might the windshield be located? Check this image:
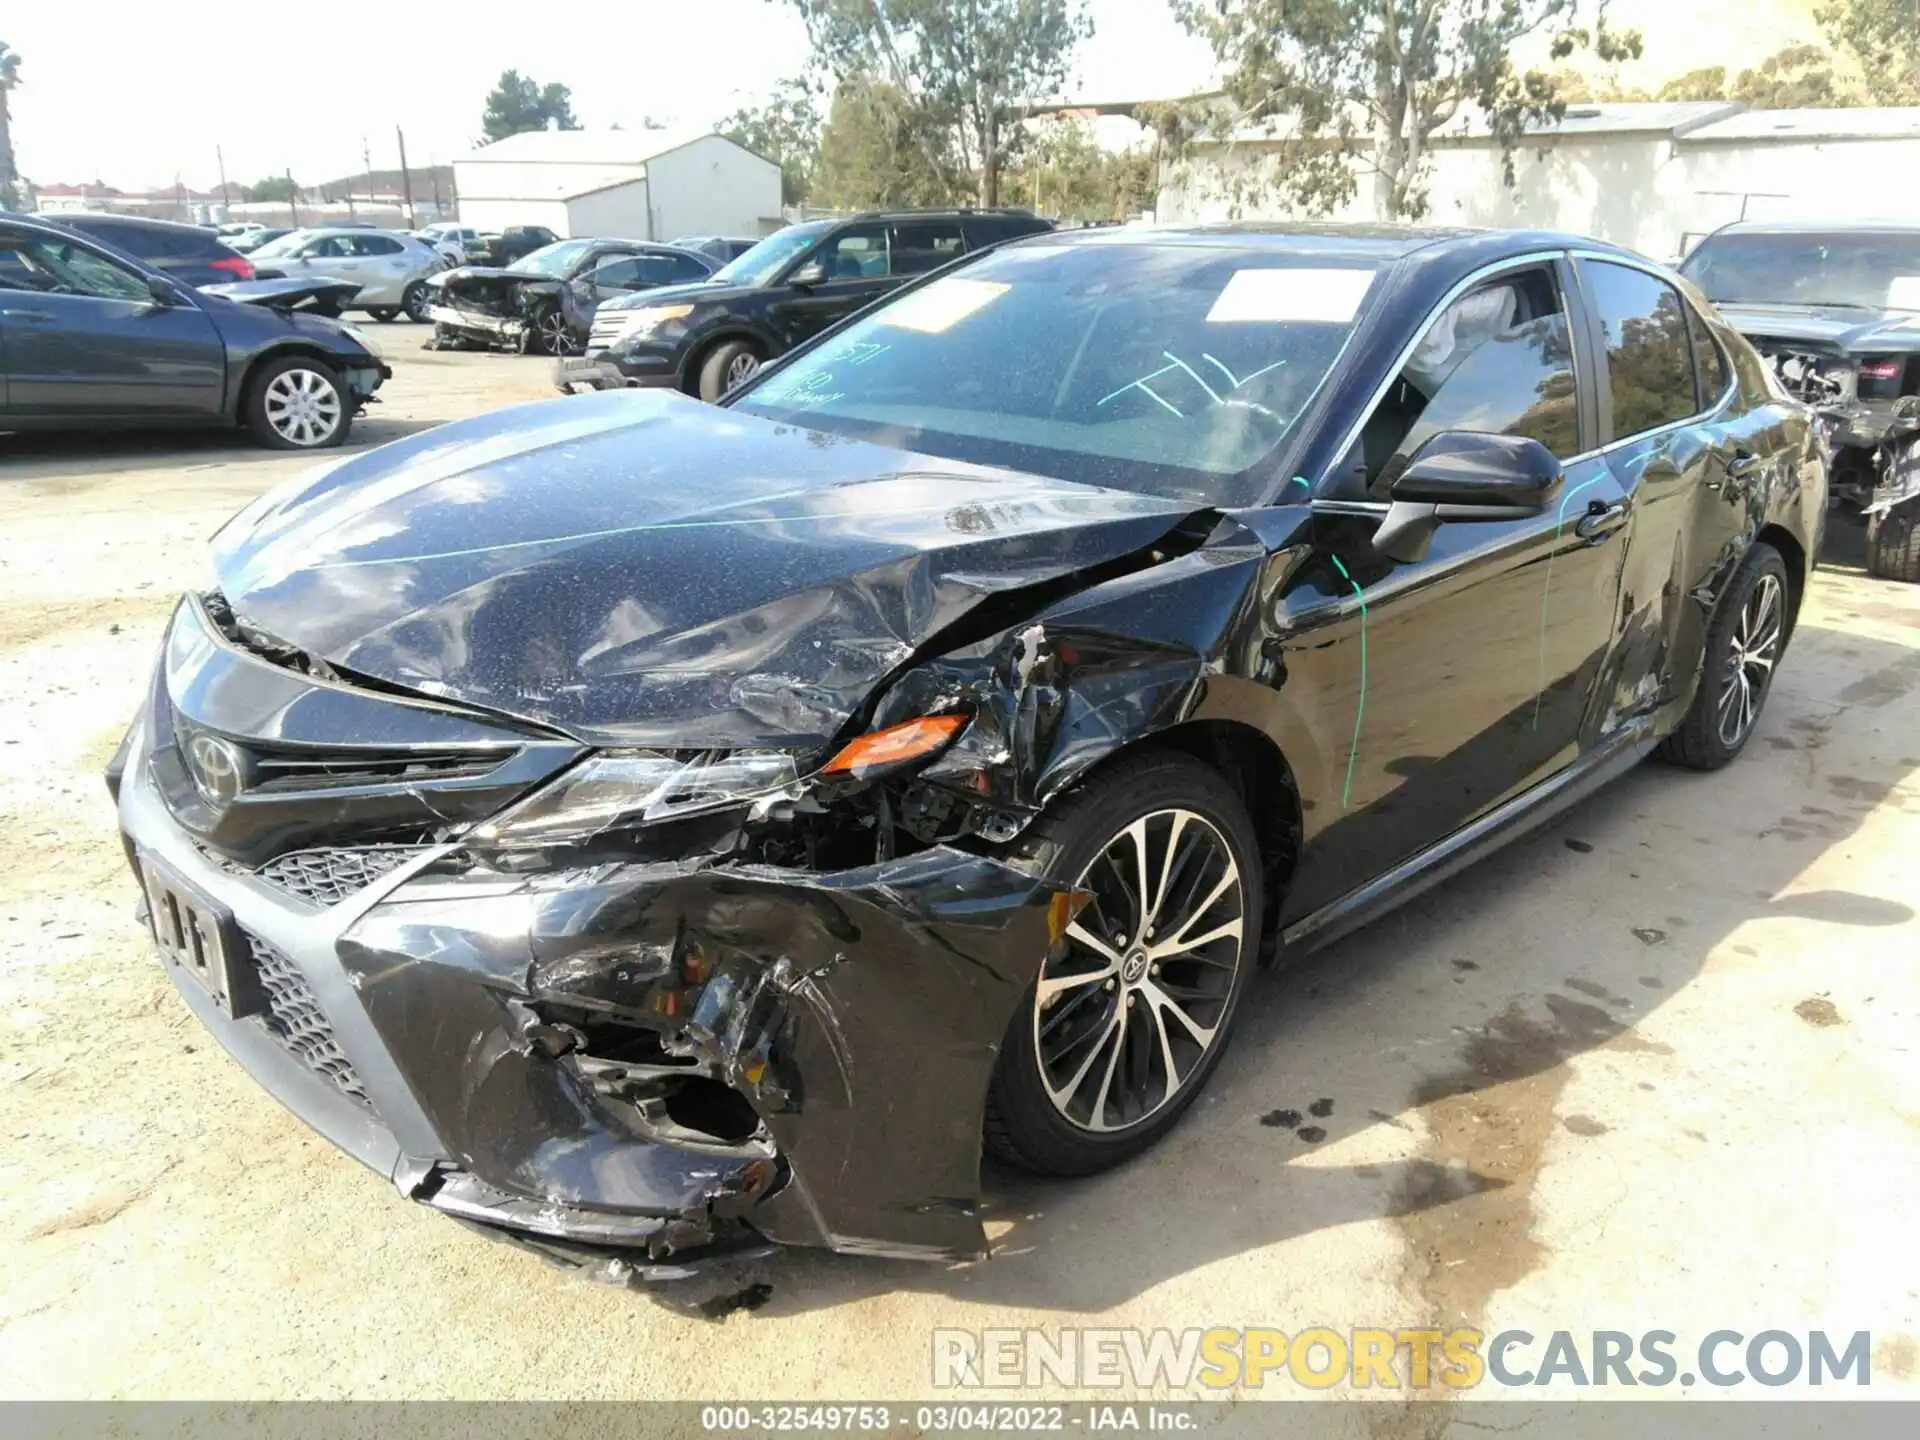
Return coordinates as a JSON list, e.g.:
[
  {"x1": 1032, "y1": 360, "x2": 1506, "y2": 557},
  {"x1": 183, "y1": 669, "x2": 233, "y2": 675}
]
[
  {"x1": 732, "y1": 241, "x2": 1381, "y2": 503},
  {"x1": 508, "y1": 240, "x2": 595, "y2": 277},
  {"x1": 1682, "y1": 232, "x2": 1920, "y2": 312},
  {"x1": 249, "y1": 230, "x2": 312, "y2": 259},
  {"x1": 711, "y1": 223, "x2": 830, "y2": 287}
]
